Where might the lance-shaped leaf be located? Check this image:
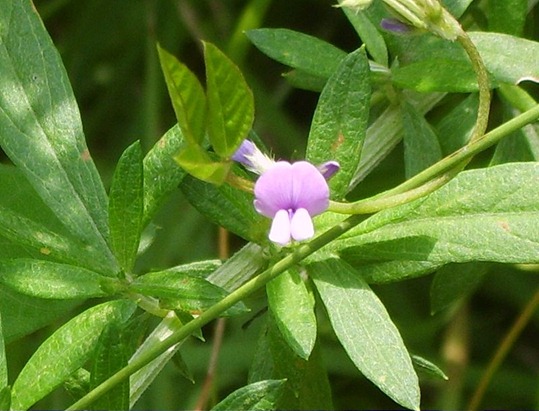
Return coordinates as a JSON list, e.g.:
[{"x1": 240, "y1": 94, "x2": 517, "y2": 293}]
[
  {"x1": 131, "y1": 270, "x2": 248, "y2": 316},
  {"x1": 309, "y1": 258, "x2": 420, "y2": 410},
  {"x1": 142, "y1": 124, "x2": 186, "y2": 227},
  {"x1": 10, "y1": 299, "x2": 136, "y2": 410},
  {"x1": 211, "y1": 379, "x2": 286, "y2": 411},
  {"x1": 157, "y1": 45, "x2": 206, "y2": 146},
  {"x1": 266, "y1": 269, "x2": 316, "y2": 360},
  {"x1": 109, "y1": 141, "x2": 144, "y2": 272},
  {"x1": 175, "y1": 144, "x2": 231, "y2": 185},
  {"x1": 0, "y1": 312, "x2": 7, "y2": 389},
  {"x1": 0, "y1": 0, "x2": 114, "y2": 267},
  {"x1": 204, "y1": 42, "x2": 254, "y2": 157},
  {"x1": 246, "y1": 28, "x2": 346, "y2": 79},
  {"x1": 307, "y1": 47, "x2": 371, "y2": 199},
  {"x1": 336, "y1": 163, "x2": 539, "y2": 283},
  {"x1": 0, "y1": 259, "x2": 112, "y2": 299}
]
